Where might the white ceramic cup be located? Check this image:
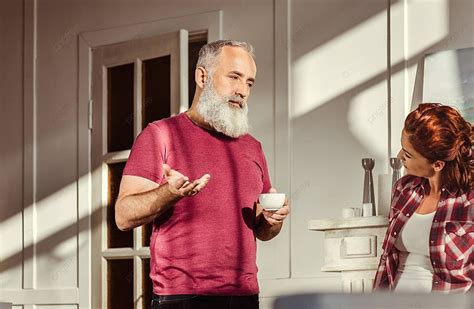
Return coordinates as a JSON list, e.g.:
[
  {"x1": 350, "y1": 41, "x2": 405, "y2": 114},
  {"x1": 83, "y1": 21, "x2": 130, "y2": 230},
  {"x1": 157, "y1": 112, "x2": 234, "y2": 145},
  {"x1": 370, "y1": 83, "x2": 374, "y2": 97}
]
[
  {"x1": 342, "y1": 207, "x2": 356, "y2": 218},
  {"x1": 259, "y1": 193, "x2": 286, "y2": 211}
]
